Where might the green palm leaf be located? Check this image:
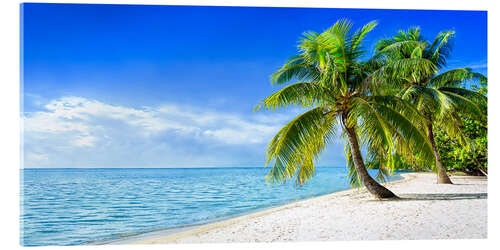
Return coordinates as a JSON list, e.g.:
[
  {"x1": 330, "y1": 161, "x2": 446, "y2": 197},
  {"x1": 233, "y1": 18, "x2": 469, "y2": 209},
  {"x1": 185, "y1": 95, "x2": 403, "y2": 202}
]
[
  {"x1": 265, "y1": 106, "x2": 338, "y2": 185},
  {"x1": 431, "y1": 68, "x2": 487, "y2": 88},
  {"x1": 254, "y1": 82, "x2": 331, "y2": 111}
]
